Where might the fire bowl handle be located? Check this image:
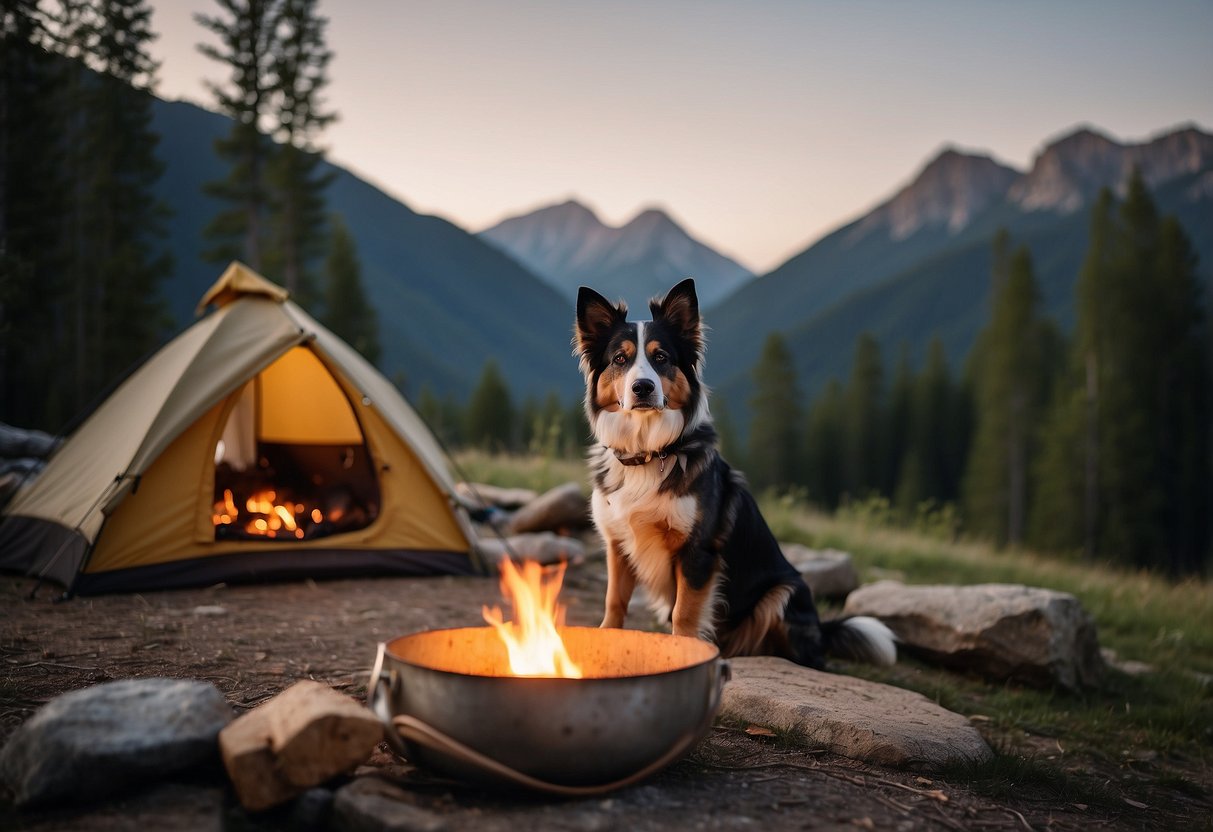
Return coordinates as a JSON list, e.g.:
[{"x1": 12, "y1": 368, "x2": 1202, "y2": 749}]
[
  {"x1": 388, "y1": 657, "x2": 731, "y2": 797},
  {"x1": 368, "y1": 642, "x2": 412, "y2": 757}
]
